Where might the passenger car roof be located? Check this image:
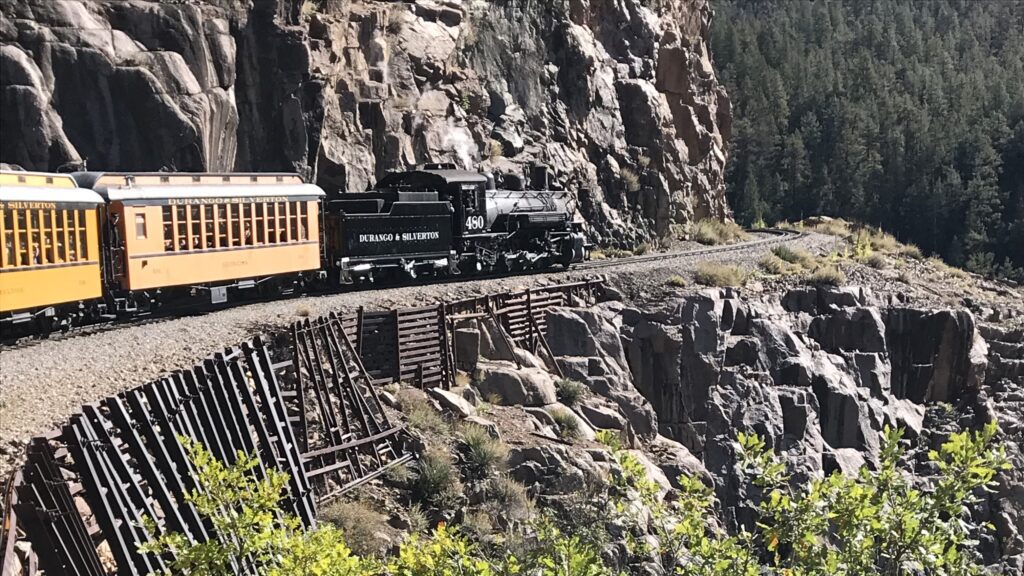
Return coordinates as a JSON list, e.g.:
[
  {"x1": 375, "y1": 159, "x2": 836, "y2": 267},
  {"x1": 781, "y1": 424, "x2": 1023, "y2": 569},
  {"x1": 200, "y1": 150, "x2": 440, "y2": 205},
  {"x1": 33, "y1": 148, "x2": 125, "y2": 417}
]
[
  {"x1": 0, "y1": 170, "x2": 104, "y2": 204},
  {"x1": 73, "y1": 172, "x2": 326, "y2": 201}
]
